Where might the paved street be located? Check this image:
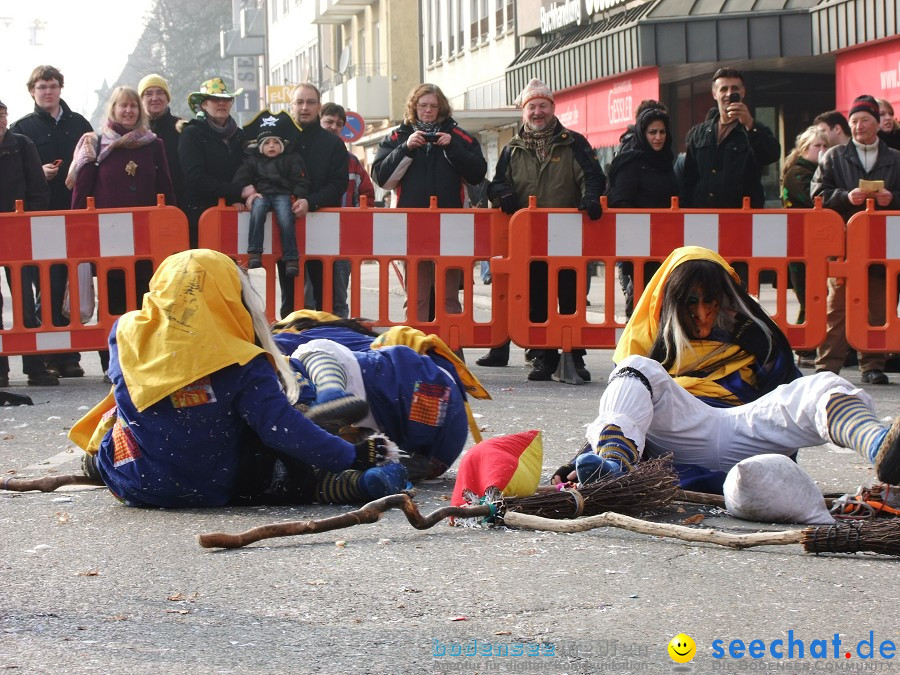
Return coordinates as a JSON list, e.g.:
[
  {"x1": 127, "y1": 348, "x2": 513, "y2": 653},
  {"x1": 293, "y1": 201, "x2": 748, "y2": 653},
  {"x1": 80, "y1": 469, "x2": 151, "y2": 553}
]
[{"x1": 2, "y1": 267, "x2": 899, "y2": 674}]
